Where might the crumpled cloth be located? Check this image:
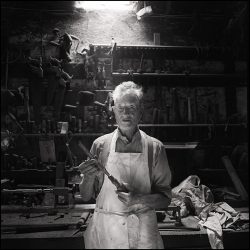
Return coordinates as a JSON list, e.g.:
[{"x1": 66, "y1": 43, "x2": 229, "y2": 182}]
[{"x1": 171, "y1": 175, "x2": 241, "y2": 249}]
